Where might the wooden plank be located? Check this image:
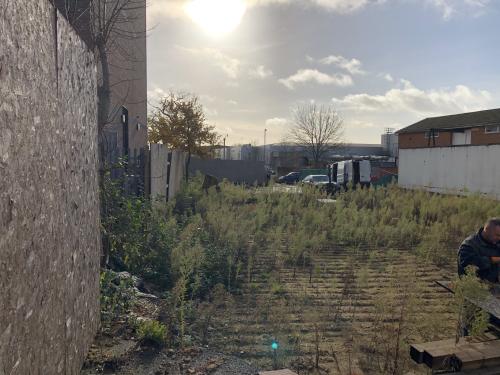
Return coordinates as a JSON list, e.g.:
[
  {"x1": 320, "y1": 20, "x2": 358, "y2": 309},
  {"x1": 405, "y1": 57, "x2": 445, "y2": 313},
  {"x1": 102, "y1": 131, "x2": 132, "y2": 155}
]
[
  {"x1": 412, "y1": 334, "x2": 498, "y2": 369},
  {"x1": 454, "y1": 364, "x2": 500, "y2": 374},
  {"x1": 455, "y1": 340, "x2": 500, "y2": 371},
  {"x1": 410, "y1": 343, "x2": 426, "y2": 363}
]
